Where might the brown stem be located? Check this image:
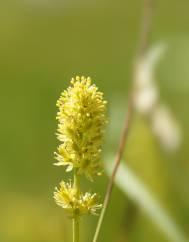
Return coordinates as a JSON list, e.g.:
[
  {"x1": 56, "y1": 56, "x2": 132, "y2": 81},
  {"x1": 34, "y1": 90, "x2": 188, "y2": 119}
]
[
  {"x1": 92, "y1": 1, "x2": 155, "y2": 242},
  {"x1": 93, "y1": 95, "x2": 133, "y2": 242},
  {"x1": 137, "y1": 0, "x2": 155, "y2": 58}
]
